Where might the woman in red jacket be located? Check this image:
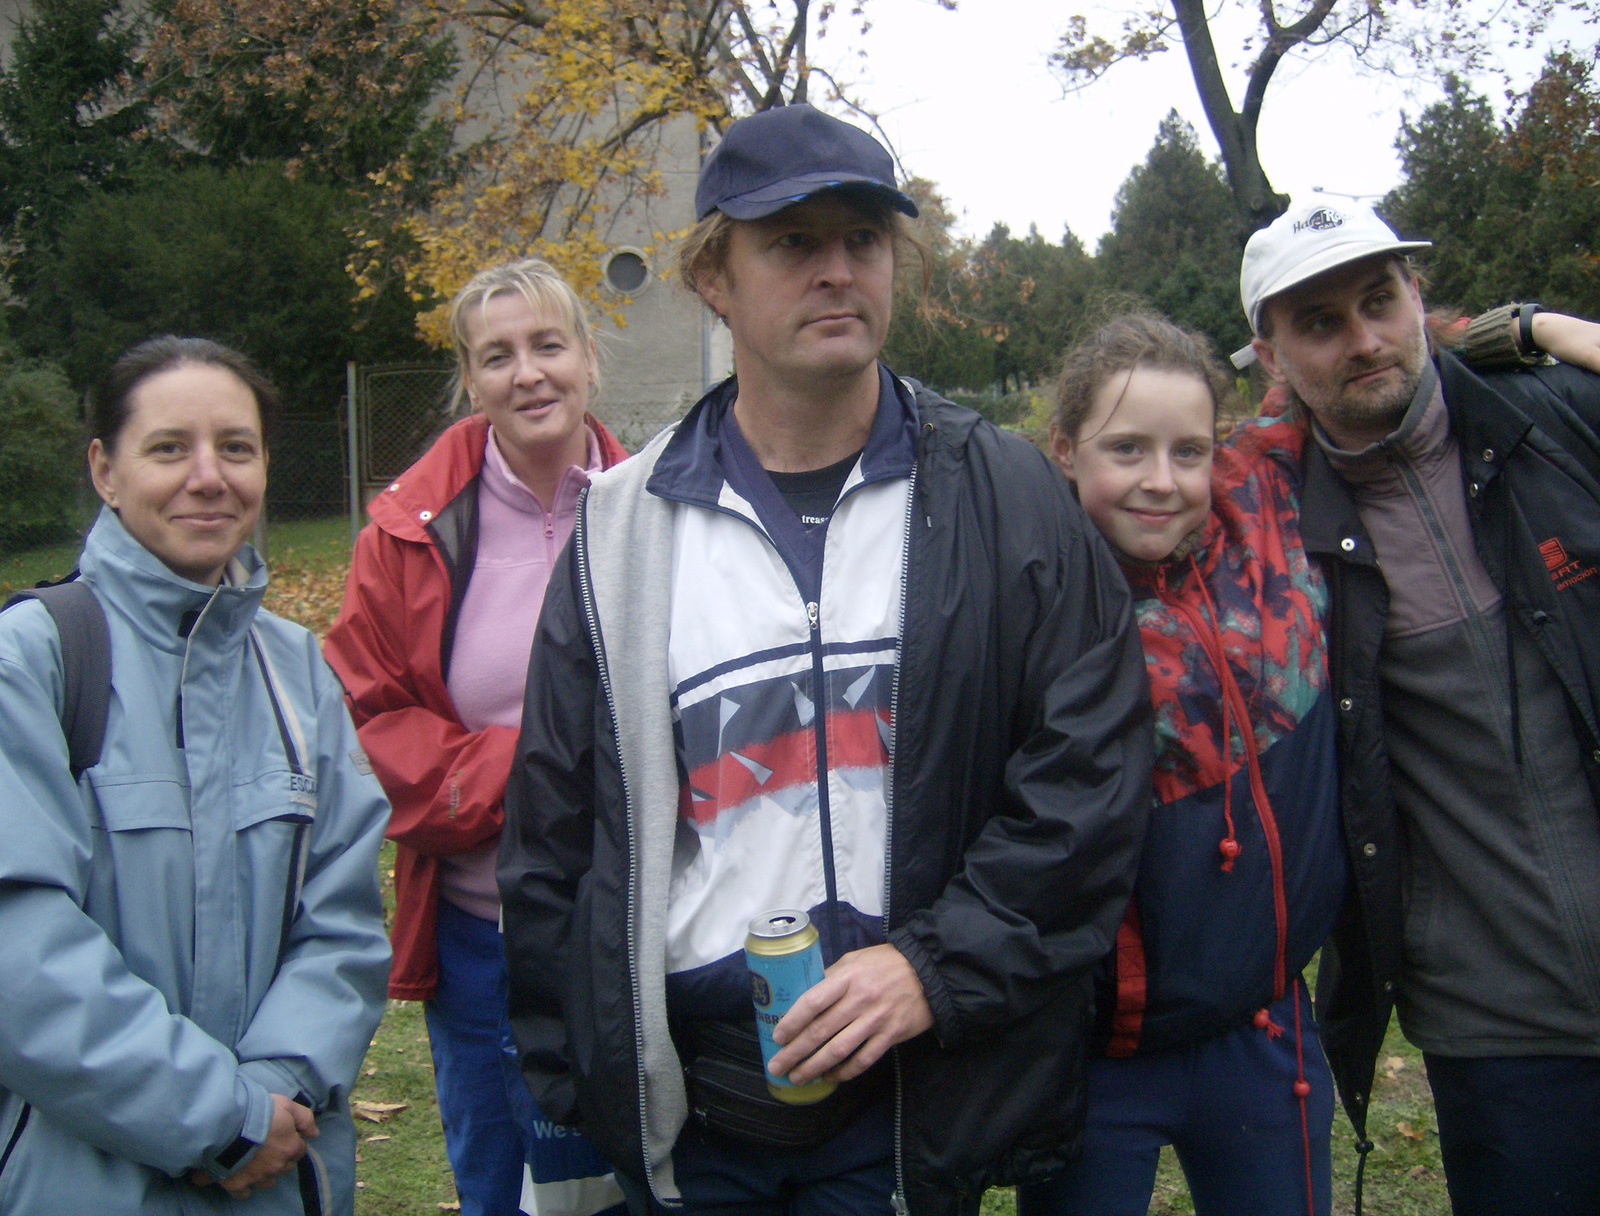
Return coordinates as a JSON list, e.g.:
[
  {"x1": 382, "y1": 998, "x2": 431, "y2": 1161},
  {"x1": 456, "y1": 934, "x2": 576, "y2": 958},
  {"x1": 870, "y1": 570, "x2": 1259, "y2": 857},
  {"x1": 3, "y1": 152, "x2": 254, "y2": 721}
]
[{"x1": 325, "y1": 259, "x2": 629, "y2": 1216}]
